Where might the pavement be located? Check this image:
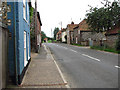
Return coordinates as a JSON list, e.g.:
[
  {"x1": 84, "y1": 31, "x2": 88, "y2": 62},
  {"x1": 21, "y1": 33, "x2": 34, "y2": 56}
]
[
  {"x1": 45, "y1": 43, "x2": 119, "y2": 88},
  {"x1": 20, "y1": 44, "x2": 68, "y2": 88}
]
